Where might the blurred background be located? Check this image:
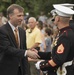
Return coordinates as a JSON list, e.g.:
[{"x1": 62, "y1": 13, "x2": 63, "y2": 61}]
[{"x1": 0, "y1": 0, "x2": 74, "y2": 17}]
